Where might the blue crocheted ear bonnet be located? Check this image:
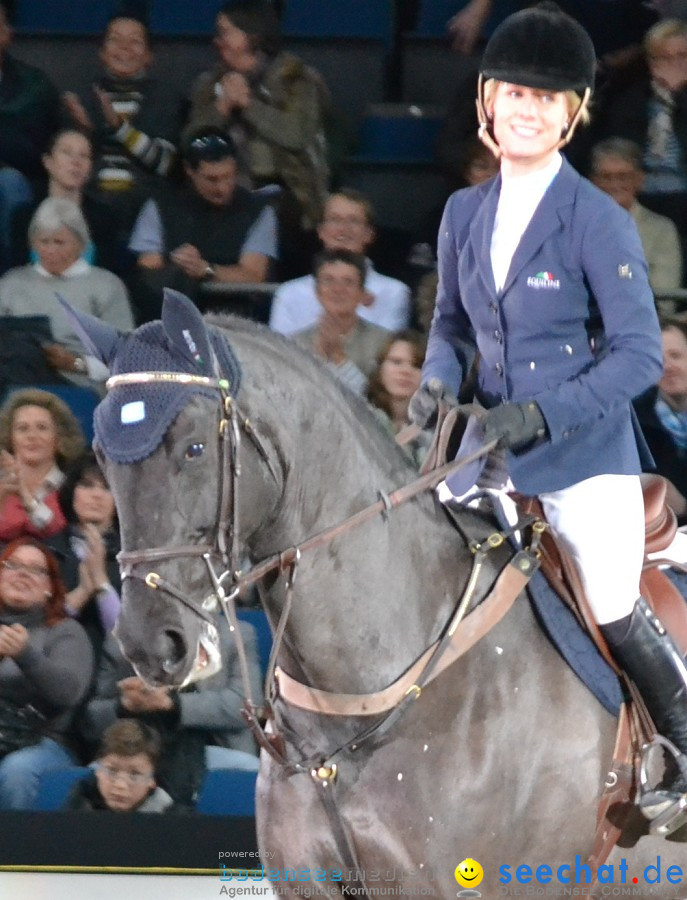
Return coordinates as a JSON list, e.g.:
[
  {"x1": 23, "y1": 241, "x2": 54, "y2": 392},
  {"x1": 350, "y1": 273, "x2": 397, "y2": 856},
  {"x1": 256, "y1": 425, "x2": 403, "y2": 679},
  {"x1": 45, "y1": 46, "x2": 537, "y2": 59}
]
[{"x1": 59, "y1": 289, "x2": 242, "y2": 463}]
